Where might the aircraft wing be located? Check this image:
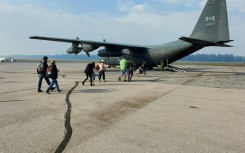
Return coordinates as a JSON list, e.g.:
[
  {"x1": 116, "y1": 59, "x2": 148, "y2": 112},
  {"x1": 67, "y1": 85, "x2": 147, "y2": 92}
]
[{"x1": 29, "y1": 36, "x2": 148, "y2": 51}]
